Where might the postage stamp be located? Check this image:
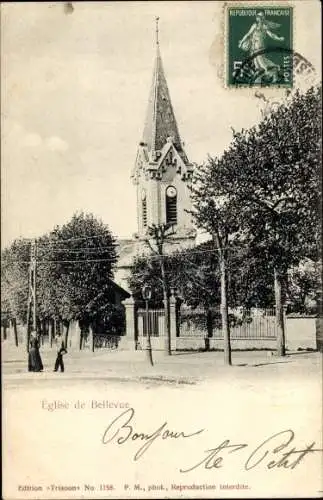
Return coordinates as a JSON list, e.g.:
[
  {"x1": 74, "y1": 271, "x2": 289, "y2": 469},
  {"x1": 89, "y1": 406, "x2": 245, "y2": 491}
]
[{"x1": 226, "y1": 5, "x2": 293, "y2": 87}]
